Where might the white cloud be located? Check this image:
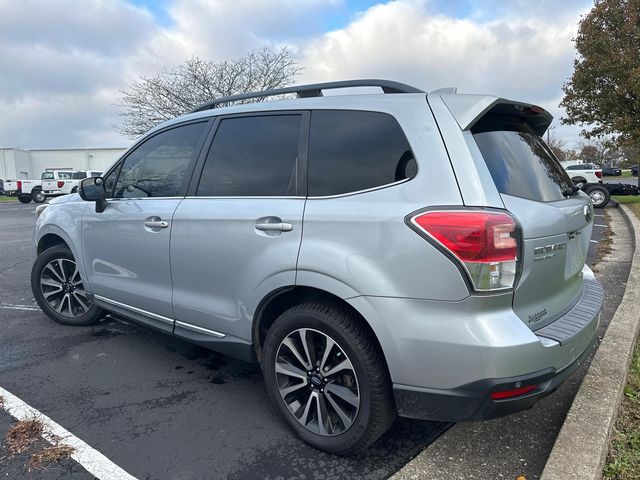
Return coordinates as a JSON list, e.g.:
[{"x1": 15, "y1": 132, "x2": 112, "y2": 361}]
[{"x1": 0, "y1": 0, "x2": 590, "y2": 148}]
